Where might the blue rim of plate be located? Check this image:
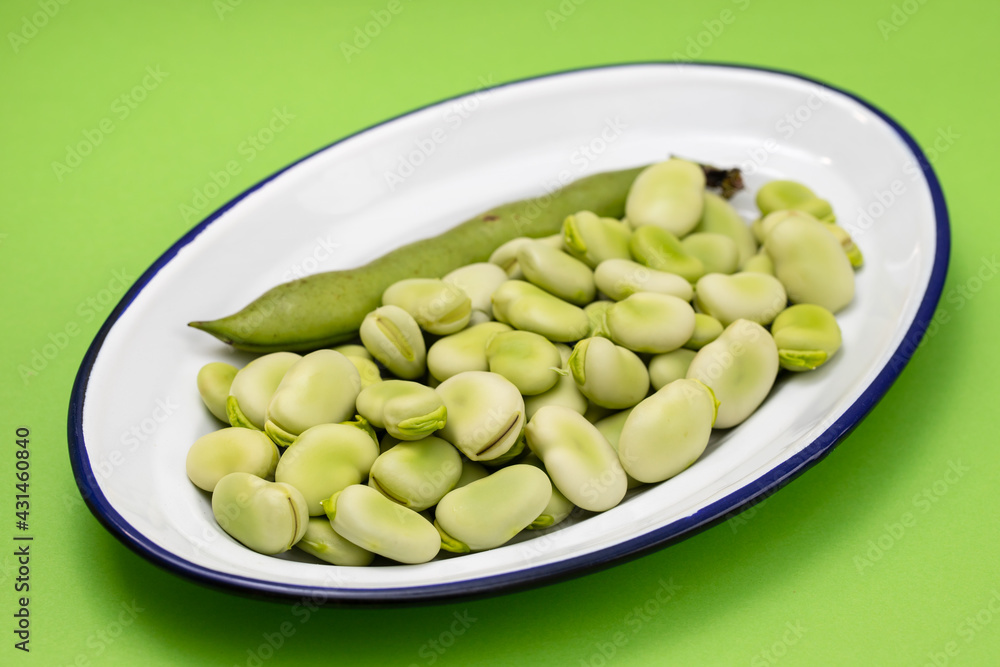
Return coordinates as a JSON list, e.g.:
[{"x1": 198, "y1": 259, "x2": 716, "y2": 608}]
[{"x1": 68, "y1": 61, "x2": 950, "y2": 606}]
